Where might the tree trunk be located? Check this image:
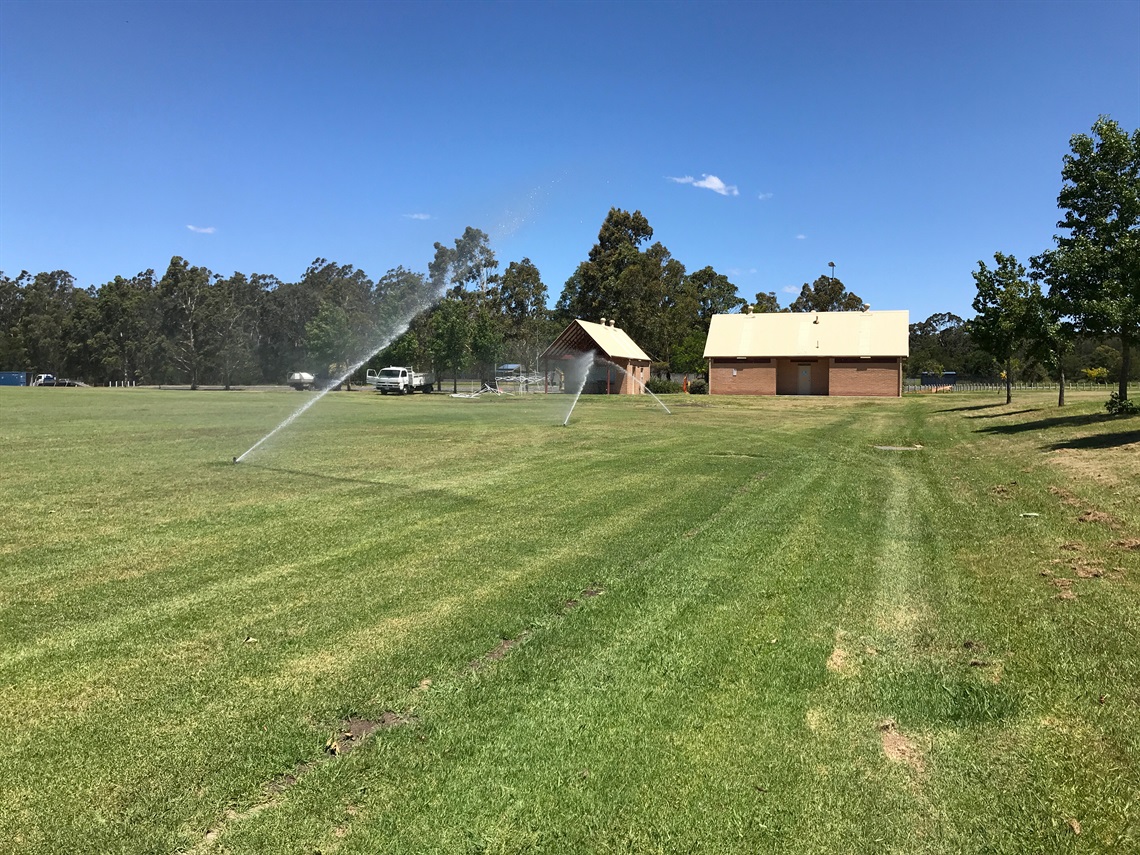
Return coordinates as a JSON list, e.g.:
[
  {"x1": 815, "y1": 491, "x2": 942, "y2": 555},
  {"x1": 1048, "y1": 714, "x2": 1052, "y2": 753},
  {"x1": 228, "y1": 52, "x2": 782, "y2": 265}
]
[
  {"x1": 1057, "y1": 363, "x2": 1065, "y2": 407},
  {"x1": 1120, "y1": 335, "x2": 1132, "y2": 402},
  {"x1": 1005, "y1": 357, "x2": 1012, "y2": 404}
]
